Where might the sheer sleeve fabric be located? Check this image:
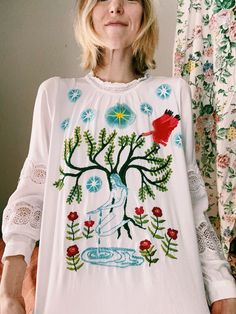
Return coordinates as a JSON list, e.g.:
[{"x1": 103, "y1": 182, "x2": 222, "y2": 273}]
[
  {"x1": 1, "y1": 79, "x2": 53, "y2": 265},
  {"x1": 178, "y1": 78, "x2": 236, "y2": 305}
]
